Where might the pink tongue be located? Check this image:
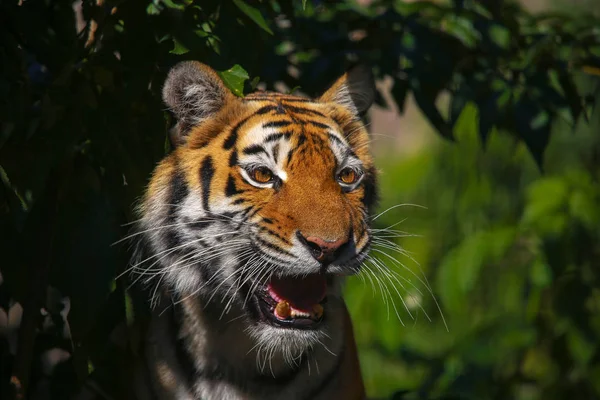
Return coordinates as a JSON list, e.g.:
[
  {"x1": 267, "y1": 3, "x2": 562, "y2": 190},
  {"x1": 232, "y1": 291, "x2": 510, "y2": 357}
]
[{"x1": 267, "y1": 274, "x2": 326, "y2": 312}]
